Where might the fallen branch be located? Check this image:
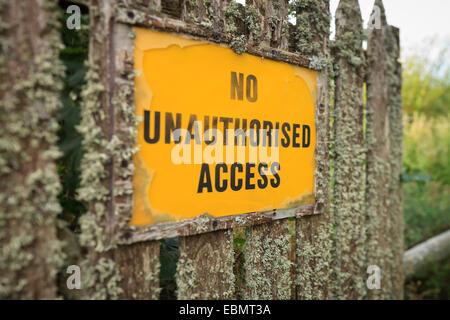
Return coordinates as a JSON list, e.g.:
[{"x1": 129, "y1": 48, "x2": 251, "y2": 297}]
[{"x1": 403, "y1": 229, "x2": 450, "y2": 279}]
